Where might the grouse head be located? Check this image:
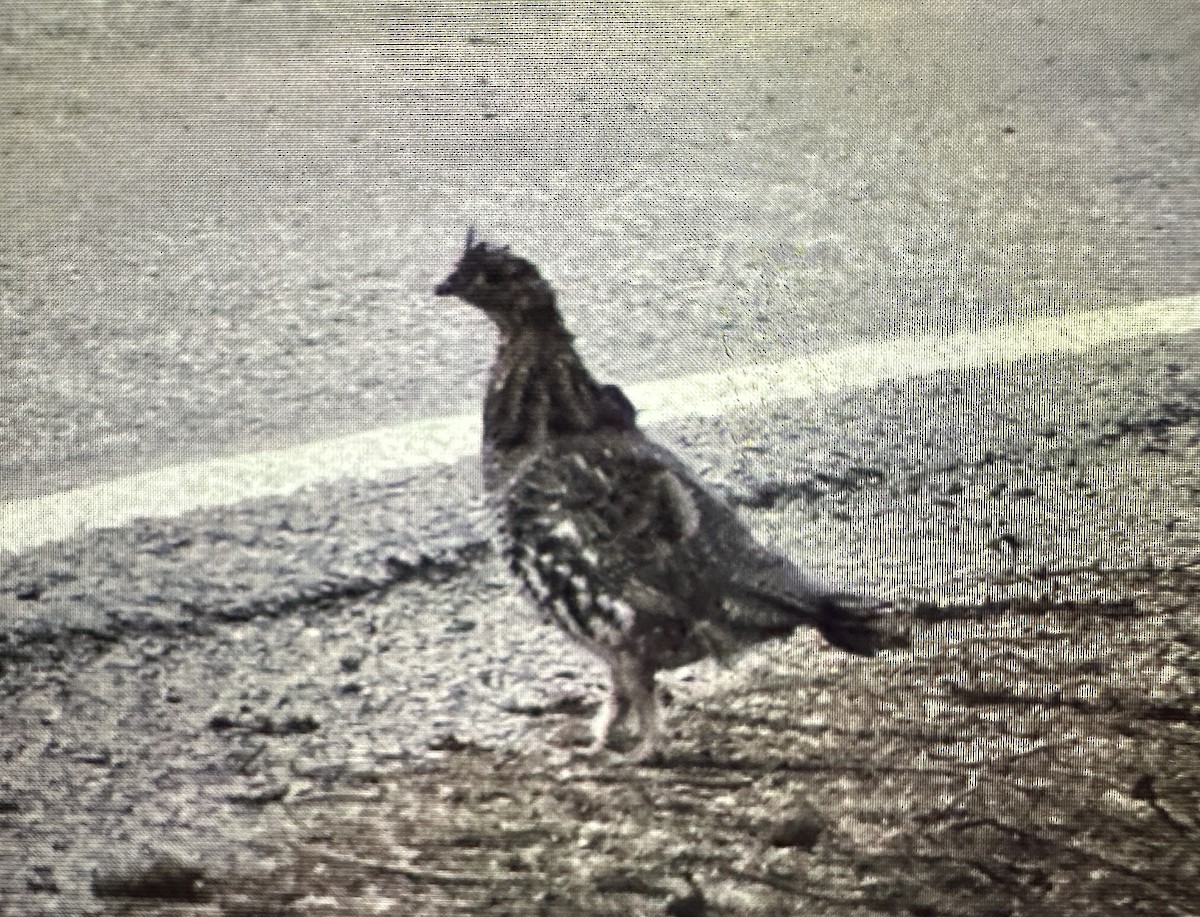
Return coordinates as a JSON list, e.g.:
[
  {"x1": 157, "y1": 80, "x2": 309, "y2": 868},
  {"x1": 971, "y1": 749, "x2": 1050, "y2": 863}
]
[{"x1": 434, "y1": 229, "x2": 560, "y2": 330}]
